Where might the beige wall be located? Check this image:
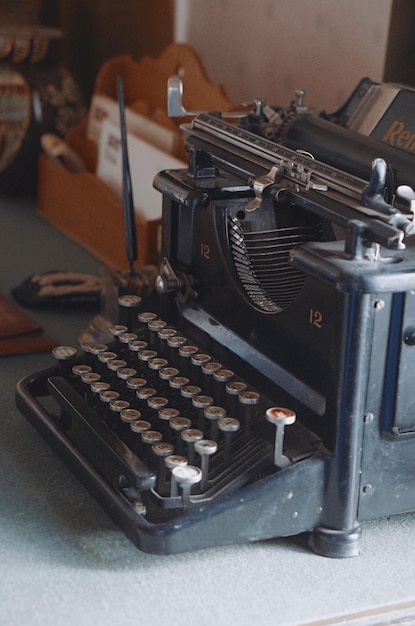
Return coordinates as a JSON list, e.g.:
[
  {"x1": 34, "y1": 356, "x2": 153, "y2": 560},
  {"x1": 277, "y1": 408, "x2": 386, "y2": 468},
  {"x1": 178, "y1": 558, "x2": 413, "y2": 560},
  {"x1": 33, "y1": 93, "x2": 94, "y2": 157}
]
[{"x1": 178, "y1": 0, "x2": 394, "y2": 112}]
